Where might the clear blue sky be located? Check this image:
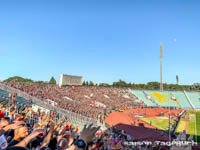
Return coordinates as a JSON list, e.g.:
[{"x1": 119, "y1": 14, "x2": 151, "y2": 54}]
[{"x1": 0, "y1": 0, "x2": 200, "y2": 85}]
